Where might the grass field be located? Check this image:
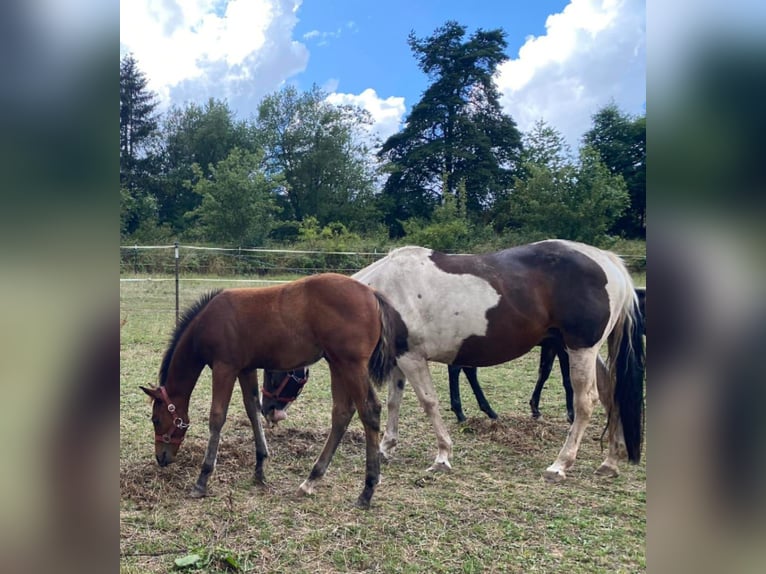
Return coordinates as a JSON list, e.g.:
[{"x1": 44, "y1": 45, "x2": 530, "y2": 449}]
[{"x1": 120, "y1": 276, "x2": 646, "y2": 573}]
